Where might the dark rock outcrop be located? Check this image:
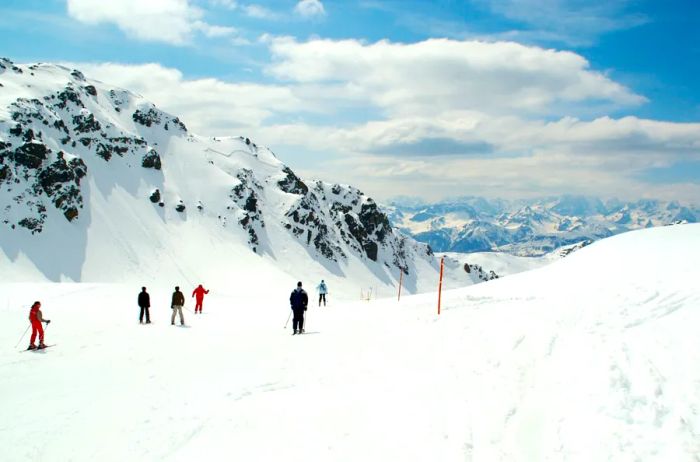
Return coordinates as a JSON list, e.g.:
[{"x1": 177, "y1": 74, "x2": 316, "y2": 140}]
[{"x1": 141, "y1": 149, "x2": 161, "y2": 170}]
